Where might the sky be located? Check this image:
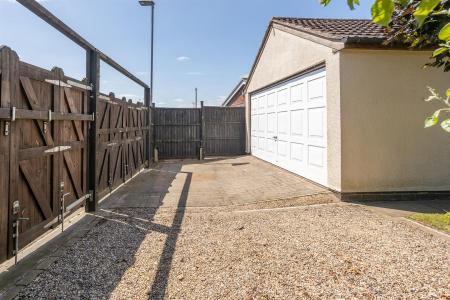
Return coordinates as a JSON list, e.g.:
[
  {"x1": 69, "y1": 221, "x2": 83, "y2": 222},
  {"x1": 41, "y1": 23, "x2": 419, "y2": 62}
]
[{"x1": 0, "y1": 0, "x2": 372, "y2": 107}]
